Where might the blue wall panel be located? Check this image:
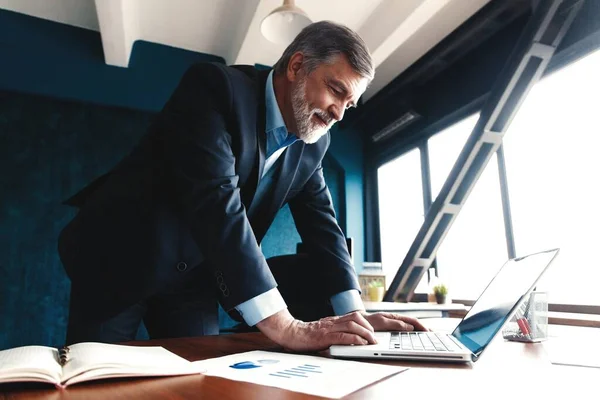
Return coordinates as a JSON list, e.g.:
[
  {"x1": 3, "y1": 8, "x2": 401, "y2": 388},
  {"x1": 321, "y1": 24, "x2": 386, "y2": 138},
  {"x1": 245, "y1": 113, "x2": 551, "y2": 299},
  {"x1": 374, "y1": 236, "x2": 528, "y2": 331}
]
[
  {"x1": 0, "y1": 10, "x2": 224, "y2": 111},
  {"x1": 0, "y1": 89, "x2": 154, "y2": 349}
]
